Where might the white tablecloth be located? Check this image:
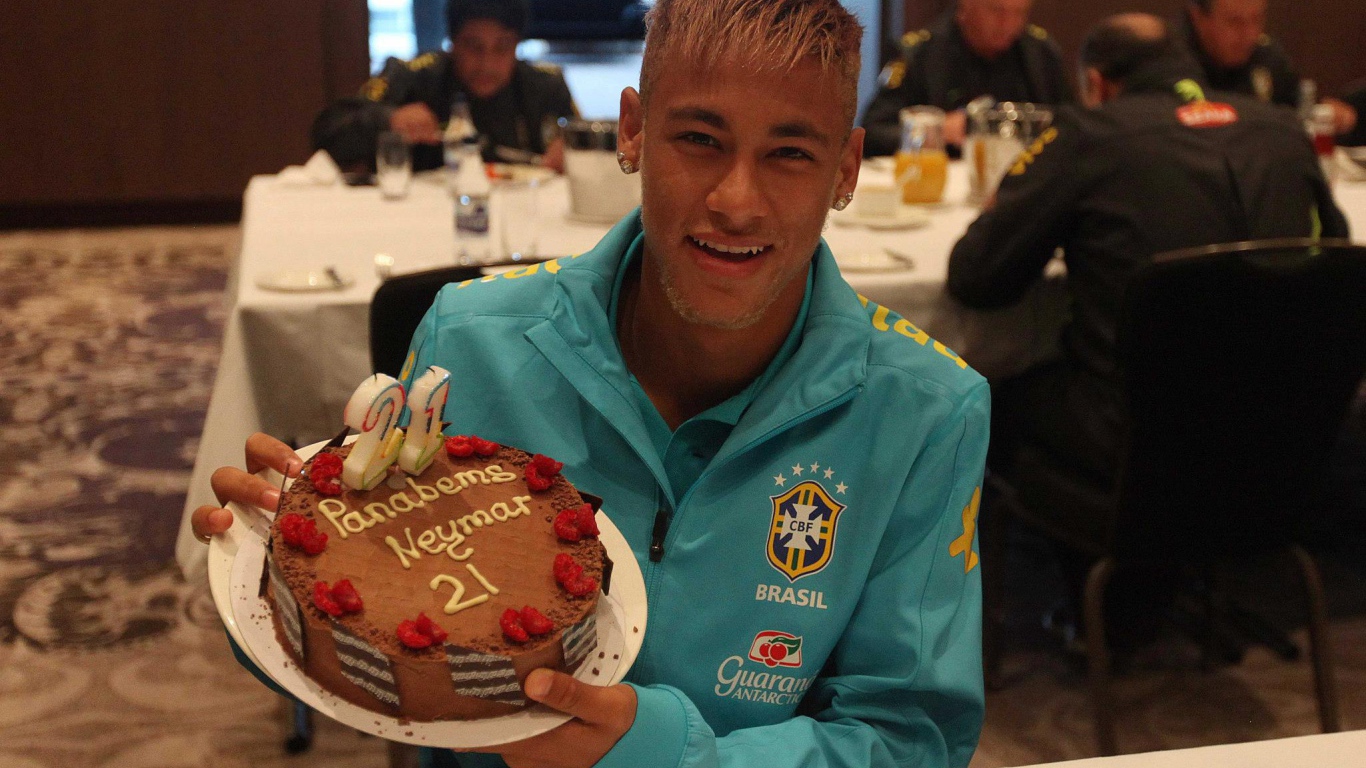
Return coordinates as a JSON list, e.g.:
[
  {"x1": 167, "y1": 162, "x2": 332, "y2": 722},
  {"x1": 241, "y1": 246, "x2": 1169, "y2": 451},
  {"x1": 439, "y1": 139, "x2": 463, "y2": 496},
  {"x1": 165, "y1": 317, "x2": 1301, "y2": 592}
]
[
  {"x1": 175, "y1": 166, "x2": 1366, "y2": 579},
  {"x1": 1016, "y1": 729, "x2": 1366, "y2": 767}
]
